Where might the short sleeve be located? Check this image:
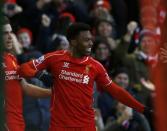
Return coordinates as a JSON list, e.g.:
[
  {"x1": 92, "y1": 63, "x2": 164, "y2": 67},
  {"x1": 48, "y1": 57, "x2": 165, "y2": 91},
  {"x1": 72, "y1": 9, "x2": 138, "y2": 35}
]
[{"x1": 95, "y1": 62, "x2": 112, "y2": 90}]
